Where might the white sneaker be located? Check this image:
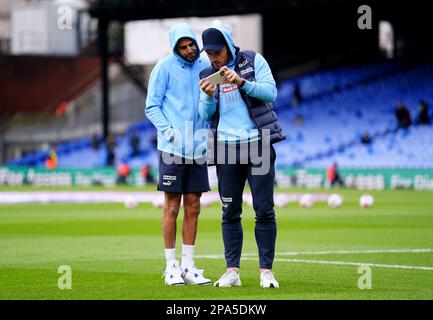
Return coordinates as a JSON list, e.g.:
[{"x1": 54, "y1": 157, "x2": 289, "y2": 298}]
[
  {"x1": 260, "y1": 270, "x2": 279, "y2": 288},
  {"x1": 182, "y1": 265, "x2": 212, "y2": 285},
  {"x1": 163, "y1": 260, "x2": 185, "y2": 286},
  {"x1": 214, "y1": 270, "x2": 241, "y2": 287}
]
